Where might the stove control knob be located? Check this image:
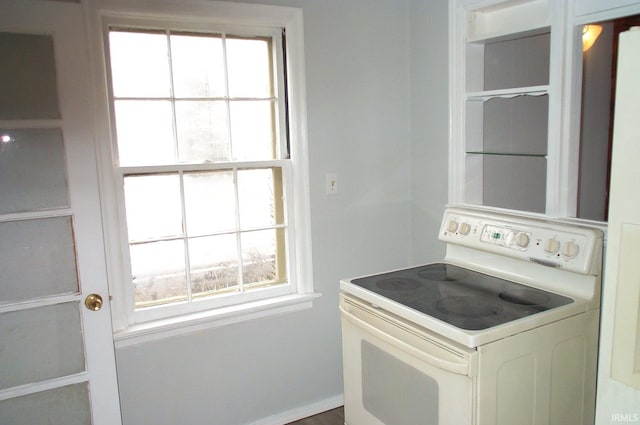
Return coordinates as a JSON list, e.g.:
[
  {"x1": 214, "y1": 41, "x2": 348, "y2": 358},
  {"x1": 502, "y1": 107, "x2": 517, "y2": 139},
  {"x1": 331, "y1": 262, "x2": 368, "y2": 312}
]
[
  {"x1": 446, "y1": 219, "x2": 459, "y2": 233},
  {"x1": 562, "y1": 241, "x2": 580, "y2": 259},
  {"x1": 459, "y1": 222, "x2": 471, "y2": 235},
  {"x1": 544, "y1": 238, "x2": 561, "y2": 255},
  {"x1": 514, "y1": 232, "x2": 530, "y2": 248}
]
